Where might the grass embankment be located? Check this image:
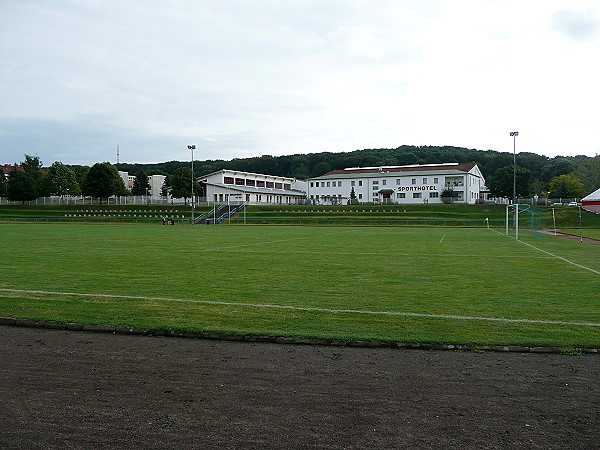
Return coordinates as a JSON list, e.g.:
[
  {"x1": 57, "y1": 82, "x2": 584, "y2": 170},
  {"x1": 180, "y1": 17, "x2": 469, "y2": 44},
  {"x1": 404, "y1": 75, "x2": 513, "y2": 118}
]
[
  {"x1": 0, "y1": 204, "x2": 209, "y2": 221},
  {"x1": 0, "y1": 224, "x2": 598, "y2": 348},
  {"x1": 233, "y1": 204, "x2": 507, "y2": 226},
  {"x1": 235, "y1": 204, "x2": 600, "y2": 229},
  {"x1": 2, "y1": 203, "x2": 599, "y2": 229}
]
